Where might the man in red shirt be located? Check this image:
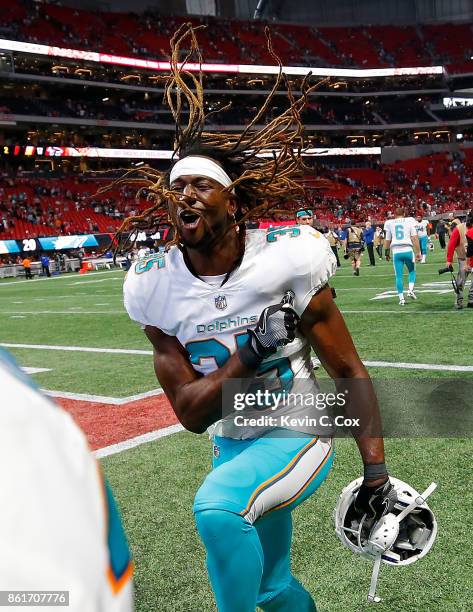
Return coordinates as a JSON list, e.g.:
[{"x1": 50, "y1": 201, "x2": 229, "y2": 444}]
[{"x1": 446, "y1": 210, "x2": 473, "y2": 309}]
